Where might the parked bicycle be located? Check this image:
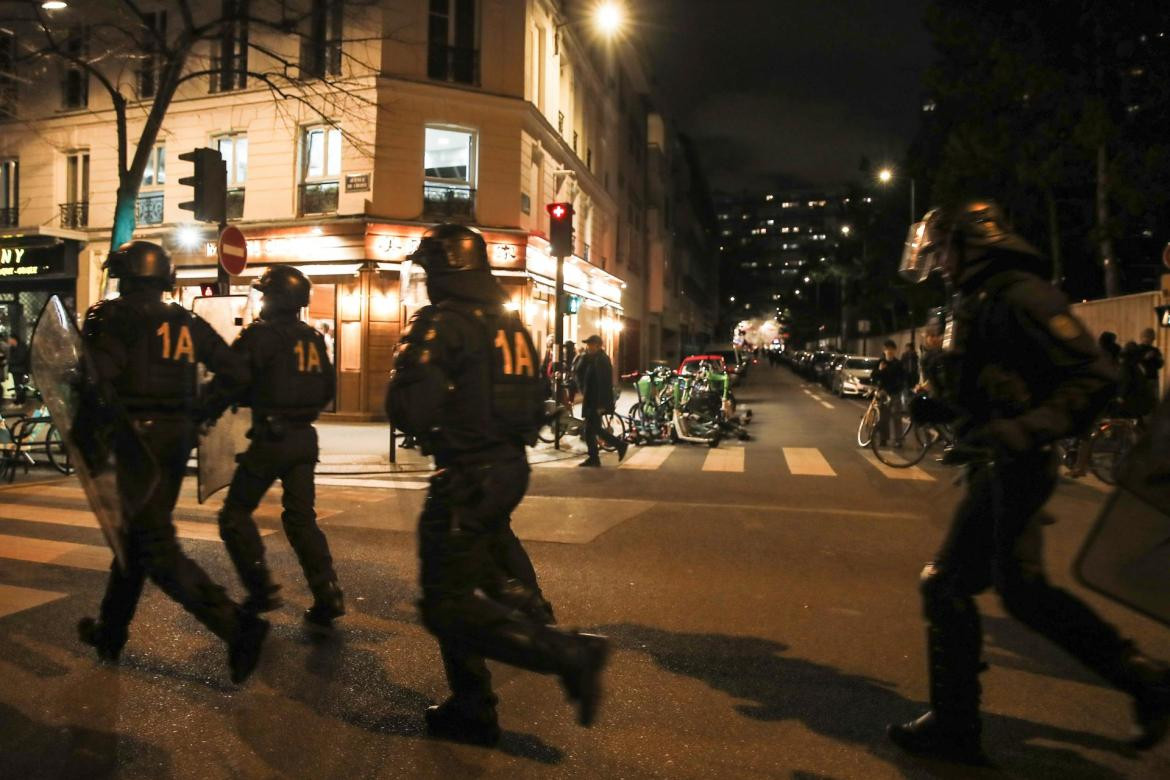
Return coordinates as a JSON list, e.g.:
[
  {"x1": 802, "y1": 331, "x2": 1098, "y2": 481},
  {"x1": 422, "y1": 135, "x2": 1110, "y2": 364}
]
[{"x1": 0, "y1": 401, "x2": 72, "y2": 481}]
